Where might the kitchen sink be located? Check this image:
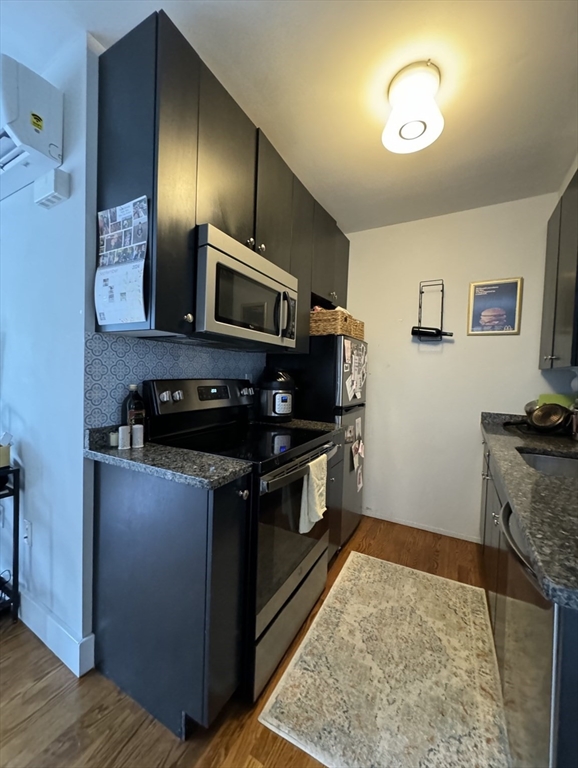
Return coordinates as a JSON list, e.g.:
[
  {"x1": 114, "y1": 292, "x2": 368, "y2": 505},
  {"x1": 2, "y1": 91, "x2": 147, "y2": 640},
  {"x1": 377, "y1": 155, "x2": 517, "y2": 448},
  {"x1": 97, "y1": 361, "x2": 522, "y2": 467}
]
[{"x1": 517, "y1": 450, "x2": 578, "y2": 478}]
